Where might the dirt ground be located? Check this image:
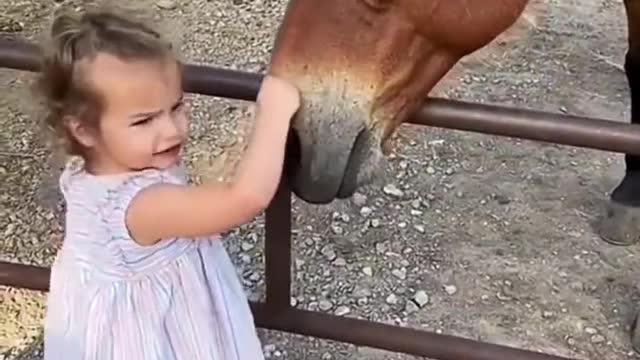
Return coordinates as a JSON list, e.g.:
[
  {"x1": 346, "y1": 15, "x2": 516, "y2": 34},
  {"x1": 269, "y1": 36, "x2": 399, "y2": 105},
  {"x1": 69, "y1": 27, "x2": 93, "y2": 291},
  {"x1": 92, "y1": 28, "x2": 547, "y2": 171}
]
[{"x1": 1, "y1": 0, "x2": 640, "y2": 359}]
